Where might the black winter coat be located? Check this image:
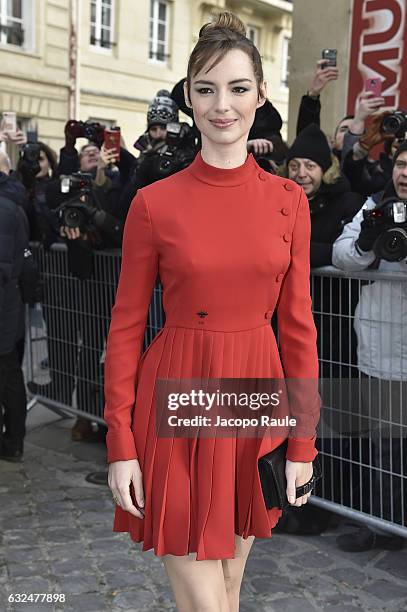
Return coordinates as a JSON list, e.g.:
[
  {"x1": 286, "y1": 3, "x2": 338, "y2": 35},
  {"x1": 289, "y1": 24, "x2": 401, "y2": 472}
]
[
  {"x1": 342, "y1": 150, "x2": 393, "y2": 197},
  {"x1": 309, "y1": 174, "x2": 363, "y2": 268},
  {"x1": 0, "y1": 196, "x2": 28, "y2": 355},
  {"x1": 307, "y1": 174, "x2": 363, "y2": 378}
]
